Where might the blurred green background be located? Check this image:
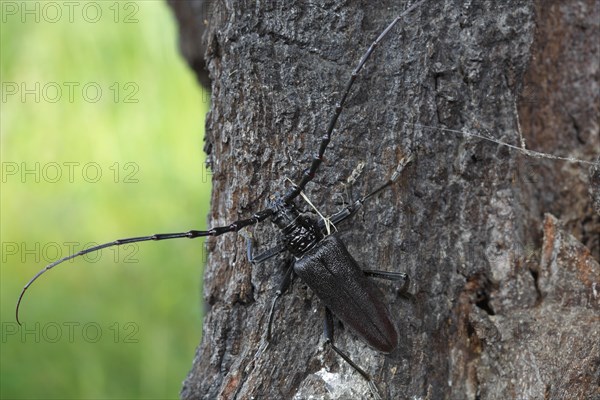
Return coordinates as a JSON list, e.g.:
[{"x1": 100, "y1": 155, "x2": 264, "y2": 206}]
[{"x1": 1, "y1": 1, "x2": 209, "y2": 398}]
